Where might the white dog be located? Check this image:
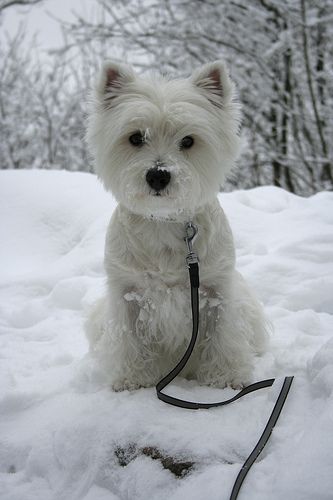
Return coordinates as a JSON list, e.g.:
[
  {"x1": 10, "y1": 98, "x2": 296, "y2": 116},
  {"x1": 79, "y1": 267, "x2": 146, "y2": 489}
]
[{"x1": 85, "y1": 60, "x2": 268, "y2": 391}]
